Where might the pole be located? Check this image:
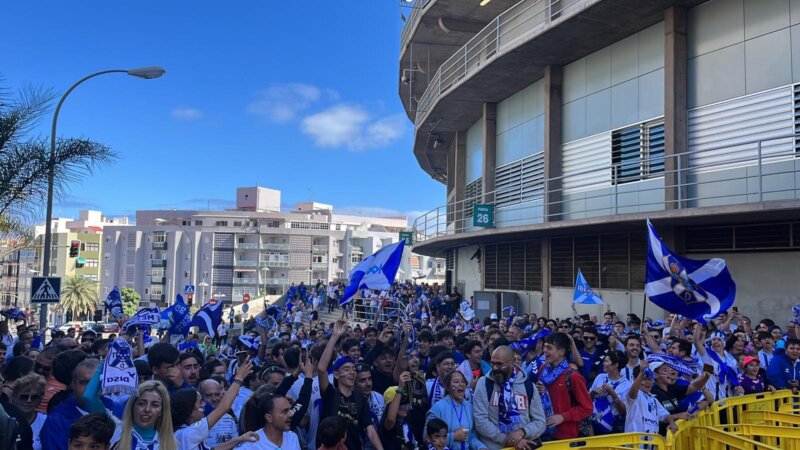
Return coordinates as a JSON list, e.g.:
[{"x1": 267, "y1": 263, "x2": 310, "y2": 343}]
[
  {"x1": 642, "y1": 292, "x2": 647, "y2": 322},
  {"x1": 40, "y1": 70, "x2": 129, "y2": 330}
]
